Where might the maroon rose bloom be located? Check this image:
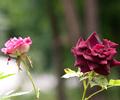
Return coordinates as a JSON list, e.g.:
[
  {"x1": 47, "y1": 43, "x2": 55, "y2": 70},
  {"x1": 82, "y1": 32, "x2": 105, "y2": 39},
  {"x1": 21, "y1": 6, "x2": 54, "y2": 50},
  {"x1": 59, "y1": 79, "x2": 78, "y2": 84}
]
[{"x1": 72, "y1": 32, "x2": 120, "y2": 75}]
